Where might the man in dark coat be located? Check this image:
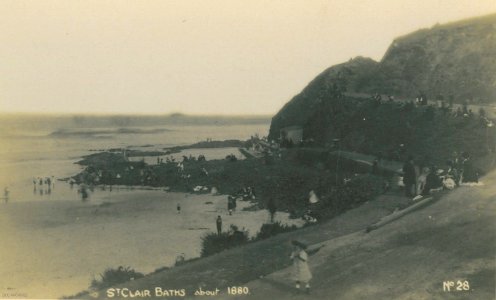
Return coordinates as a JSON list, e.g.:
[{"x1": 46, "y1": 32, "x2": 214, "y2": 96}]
[{"x1": 402, "y1": 156, "x2": 416, "y2": 197}]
